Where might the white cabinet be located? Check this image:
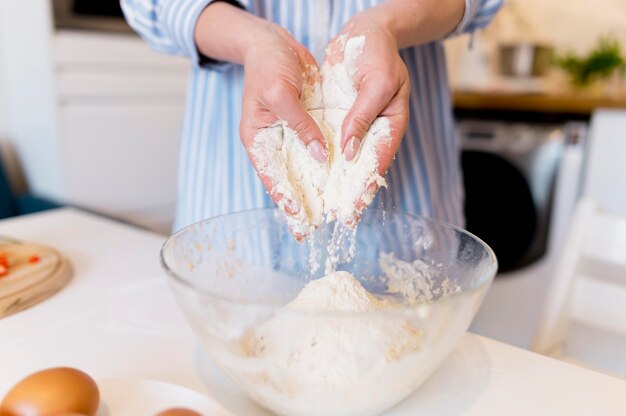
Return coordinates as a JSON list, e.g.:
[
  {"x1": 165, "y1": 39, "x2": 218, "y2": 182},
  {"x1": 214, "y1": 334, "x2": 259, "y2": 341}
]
[
  {"x1": 52, "y1": 31, "x2": 189, "y2": 233},
  {"x1": 58, "y1": 102, "x2": 183, "y2": 232},
  {"x1": 1, "y1": 2, "x2": 191, "y2": 233}
]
